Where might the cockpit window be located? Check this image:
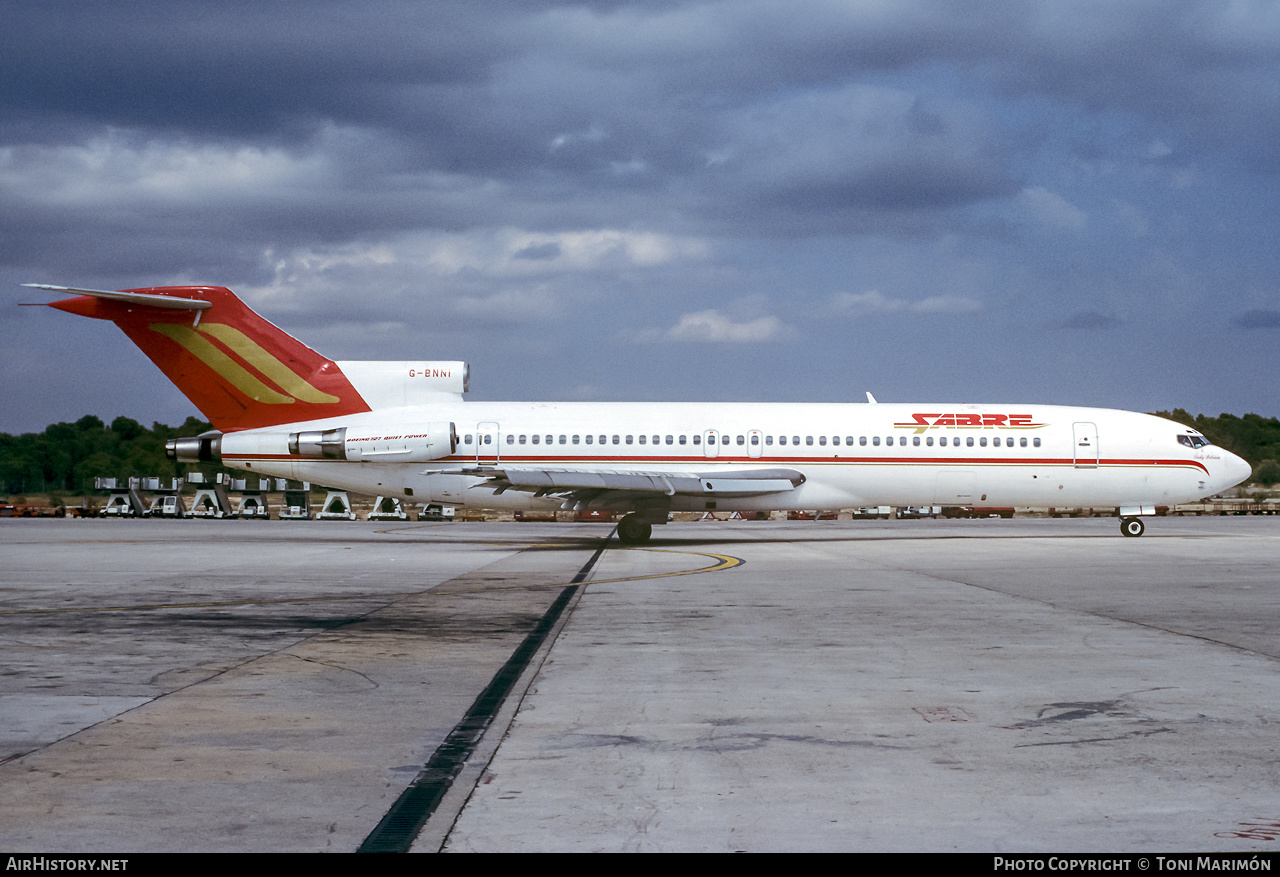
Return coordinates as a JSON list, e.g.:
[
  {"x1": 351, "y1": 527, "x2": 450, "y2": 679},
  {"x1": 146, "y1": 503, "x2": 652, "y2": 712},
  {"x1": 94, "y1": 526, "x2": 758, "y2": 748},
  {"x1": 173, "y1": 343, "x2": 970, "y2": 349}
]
[{"x1": 1177, "y1": 434, "x2": 1211, "y2": 449}]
